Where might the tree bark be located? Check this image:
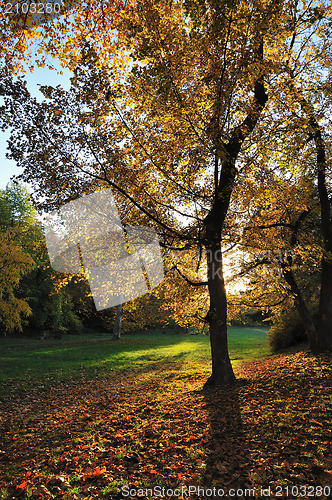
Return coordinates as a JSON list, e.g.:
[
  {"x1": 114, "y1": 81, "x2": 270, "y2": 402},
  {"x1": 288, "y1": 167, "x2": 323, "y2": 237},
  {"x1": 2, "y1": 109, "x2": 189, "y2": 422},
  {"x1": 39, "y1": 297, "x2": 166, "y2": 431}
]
[
  {"x1": 311, "y1": 107, "x2": 332, "y2": 351},
  {"x1": 204, "y1": 240, "x2": 235, "y2": 388},
  {"x1": 113, "y1": 301, "x2": 123, "y2": 340},
  {"x1": 282, "y1": 267, "x2": 318, "y2": 351},
  {"x1": 317, "y1": 257, "x2": 332, "y2": 352}
]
